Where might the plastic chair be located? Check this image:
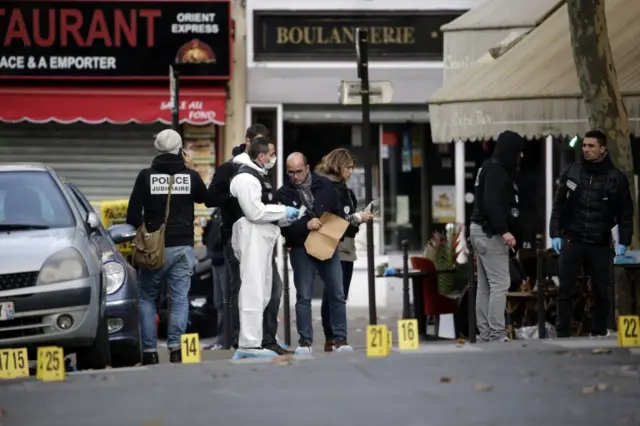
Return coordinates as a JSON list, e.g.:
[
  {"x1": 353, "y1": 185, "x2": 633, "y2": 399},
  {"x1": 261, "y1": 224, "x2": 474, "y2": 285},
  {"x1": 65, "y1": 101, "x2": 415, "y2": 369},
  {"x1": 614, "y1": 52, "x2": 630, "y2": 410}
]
[{"x1": 410, "y1": 256, "x2": 459, "y2": 337}]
